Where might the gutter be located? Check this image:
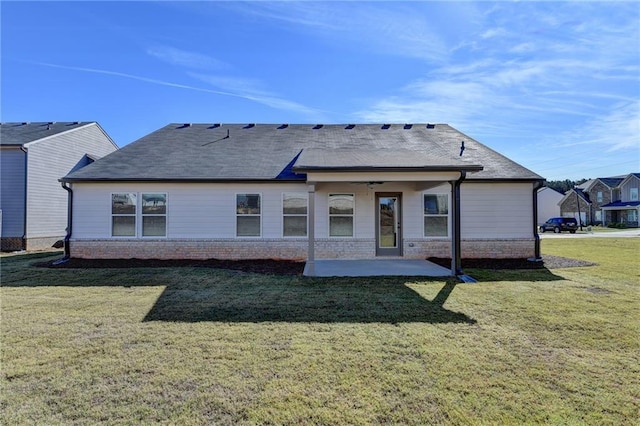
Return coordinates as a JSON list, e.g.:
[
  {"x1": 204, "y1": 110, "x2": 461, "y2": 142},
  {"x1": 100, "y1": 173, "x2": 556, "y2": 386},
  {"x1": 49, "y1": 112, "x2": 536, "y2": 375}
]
[
  {"x1": 20, "y1": 147, "x2": 28, "y2": 249},
  {"x1": 451, "y1": 171, "x2": 477, "y2": 282},
  {"x1": 529, "y1": 180, "x2": 545, "y2": 262},
  {"x1": 55, "y1": 182, "x2": 73, "y2": 264}
]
